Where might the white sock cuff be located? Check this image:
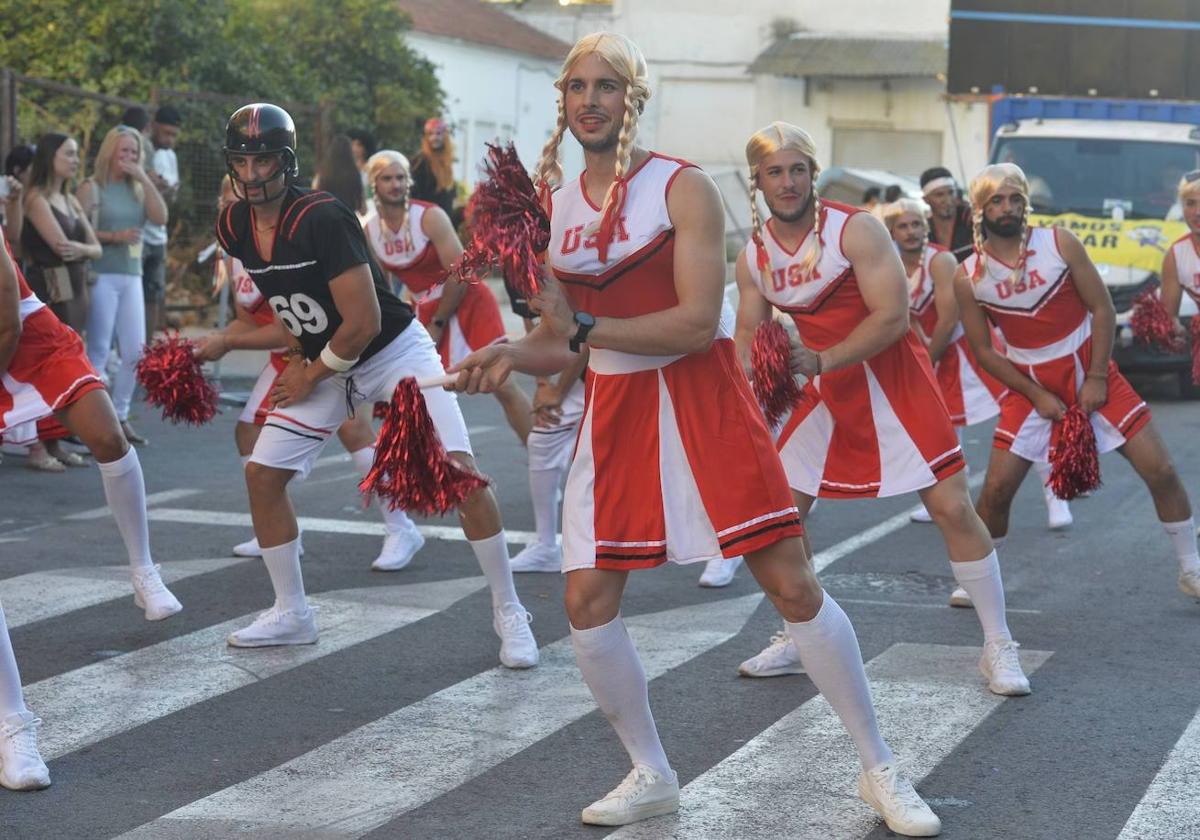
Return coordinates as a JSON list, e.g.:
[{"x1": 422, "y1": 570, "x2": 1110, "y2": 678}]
[
  {"x1": 240, "y1": 455, "x2": 252, "y2": 468},
  {"x1": 350, "y1": 445, "x2": 376, "y2": 477},
  {"x1": 784, "y1": 591, "x2": 843, "y2": 639},
  {"x1": 1161, "y1": 516, "x2": 1196, "y2": 535},
  {"x1": 991, "y1": 535, "x2": 1007, "y2": 550},
  {"x1": 97, "y1": 446, "x2": 138, "y2": 477},
  {"x1": 952, "y1": 550, "x2": 1000, "y2": 583},
  {"x1": 469, "y1": 530, "x2": 507, "y2": 552},
  {"x1": 570, "y1": 614, "x2": 625, "y2": 650},
  {"x1": 260, "y1": 537, "x2": 301, "y2": 558}
]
